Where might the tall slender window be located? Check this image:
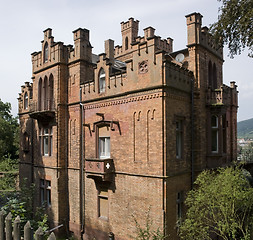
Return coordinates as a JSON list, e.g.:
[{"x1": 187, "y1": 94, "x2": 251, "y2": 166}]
[
  {"x1": 222, "y1": 115, "x2": 227, "y2": 153},
  {"x1": 38, "y1": 78, "x2": 42, "y2": 110},
  {"x1": 98, "y1": 126, "x2": 110, "y2": 159},
  {"x1": 99, "y1": 137, "x2": 110, "y2": 159},
  {"x1": 24, "y1": 92, "x2": 28, "y2": 110},
  {"x1": 23, "y1": 132, "x2": 29, "y2": 152},
  {"x1": 211, "y1": 115, "x2": 219, "y2": 153},
  {"x1": 49, "y1": 74, "x2": 54, "y2": 110},
  {"x1": 44, "y1": 42, "x2": 48, "y2": 63},
  {"x1": 176, "y1": 120, "x2": 183, "y2": 159},
  {"x1": 98, "y1": 189, "x2": 108, "y2": 219},
  {"x1": 99, "y1": 68, "x2": 106, "y2": 93},
  {"x1": 125, "y1": 36, "x2": 129, "y2": 50},
  {"x1": 40, "y1": 179, "x2": 51, "y2": 207},
  {"x1": 39, "y1": 126, "x2": 53, "y2": 156},
  {"x1": 176, "y1": 191, "x2": 183, "y2": 225},
  {"x1": 213, "y1": 63, "x2": 217, "y2": 89},
  {"x1": 43, "y1": 128, "x2": 49, "y2": 156},
  {"x1": 208, "y1": 61, "x2": 213, "y2": 88}
]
